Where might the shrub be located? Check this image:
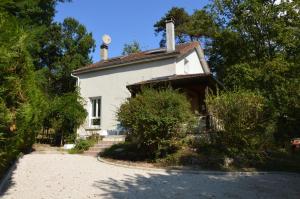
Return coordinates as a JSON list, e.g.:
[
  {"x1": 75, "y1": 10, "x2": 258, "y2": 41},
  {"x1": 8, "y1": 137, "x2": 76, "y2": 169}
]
[
  {"x1": 101, "y1": 142, "x2": 148, "y2": 161},
  {"x1": 74, "y1": 139, "x2": 91, "y2": 151},
  {"x1": 205, "y1": 90, "x2": 272, "y2": 165},
  {"x1": 117, "y1": 88, "x2": 195, "y2": 159},
  {"x1": 69, "y1": 138, "x2": 95, "y2": 154},
  {"x1": 47, "y1": 92, "x2": 87, "y2": 146}
]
